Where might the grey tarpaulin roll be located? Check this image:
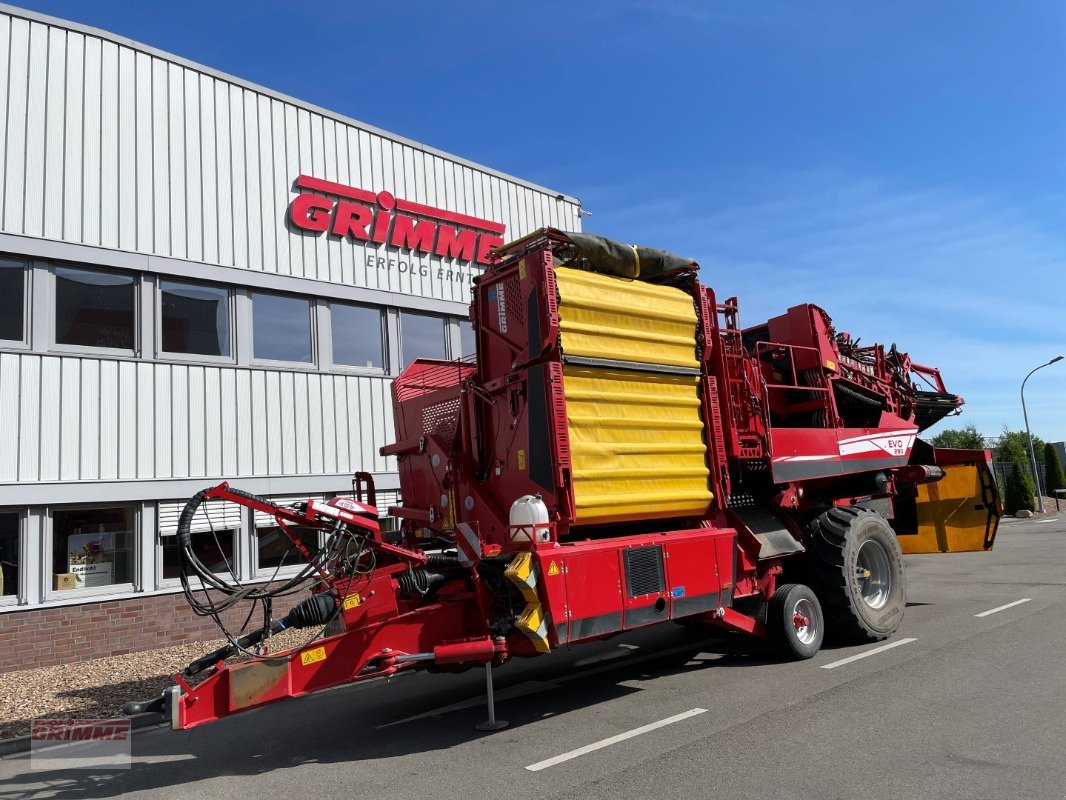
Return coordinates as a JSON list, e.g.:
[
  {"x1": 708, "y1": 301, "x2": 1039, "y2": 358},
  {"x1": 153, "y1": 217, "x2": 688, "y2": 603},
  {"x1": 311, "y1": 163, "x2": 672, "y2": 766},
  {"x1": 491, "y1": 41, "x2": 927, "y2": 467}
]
[{"x1": 557, "y1": 231, "x2": 696, "y2": 281}]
